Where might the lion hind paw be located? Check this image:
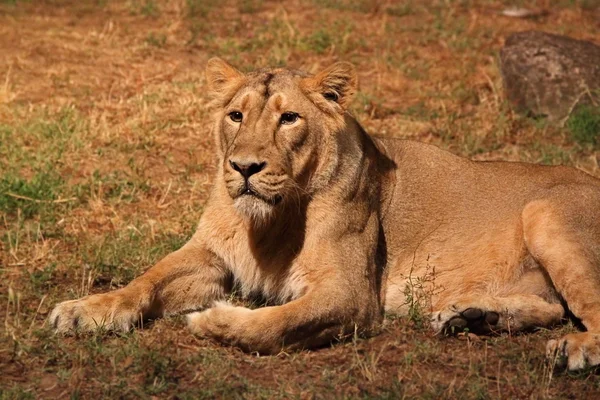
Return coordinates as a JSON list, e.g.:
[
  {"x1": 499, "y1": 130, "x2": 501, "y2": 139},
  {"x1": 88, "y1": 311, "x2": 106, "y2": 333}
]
[
  {"x1": 546, "y1": 333, "x2": 600, "y2": 371},
  {"x1": 431, "y1": 306, "x2": 500, "y2": 335}
]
